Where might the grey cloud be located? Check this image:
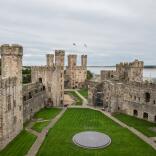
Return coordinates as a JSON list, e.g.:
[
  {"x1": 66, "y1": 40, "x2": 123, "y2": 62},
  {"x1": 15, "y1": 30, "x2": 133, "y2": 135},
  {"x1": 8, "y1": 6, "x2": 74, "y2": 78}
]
[{"x1": 0, "y1": 0, "x2": 156, "y2": 65}]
